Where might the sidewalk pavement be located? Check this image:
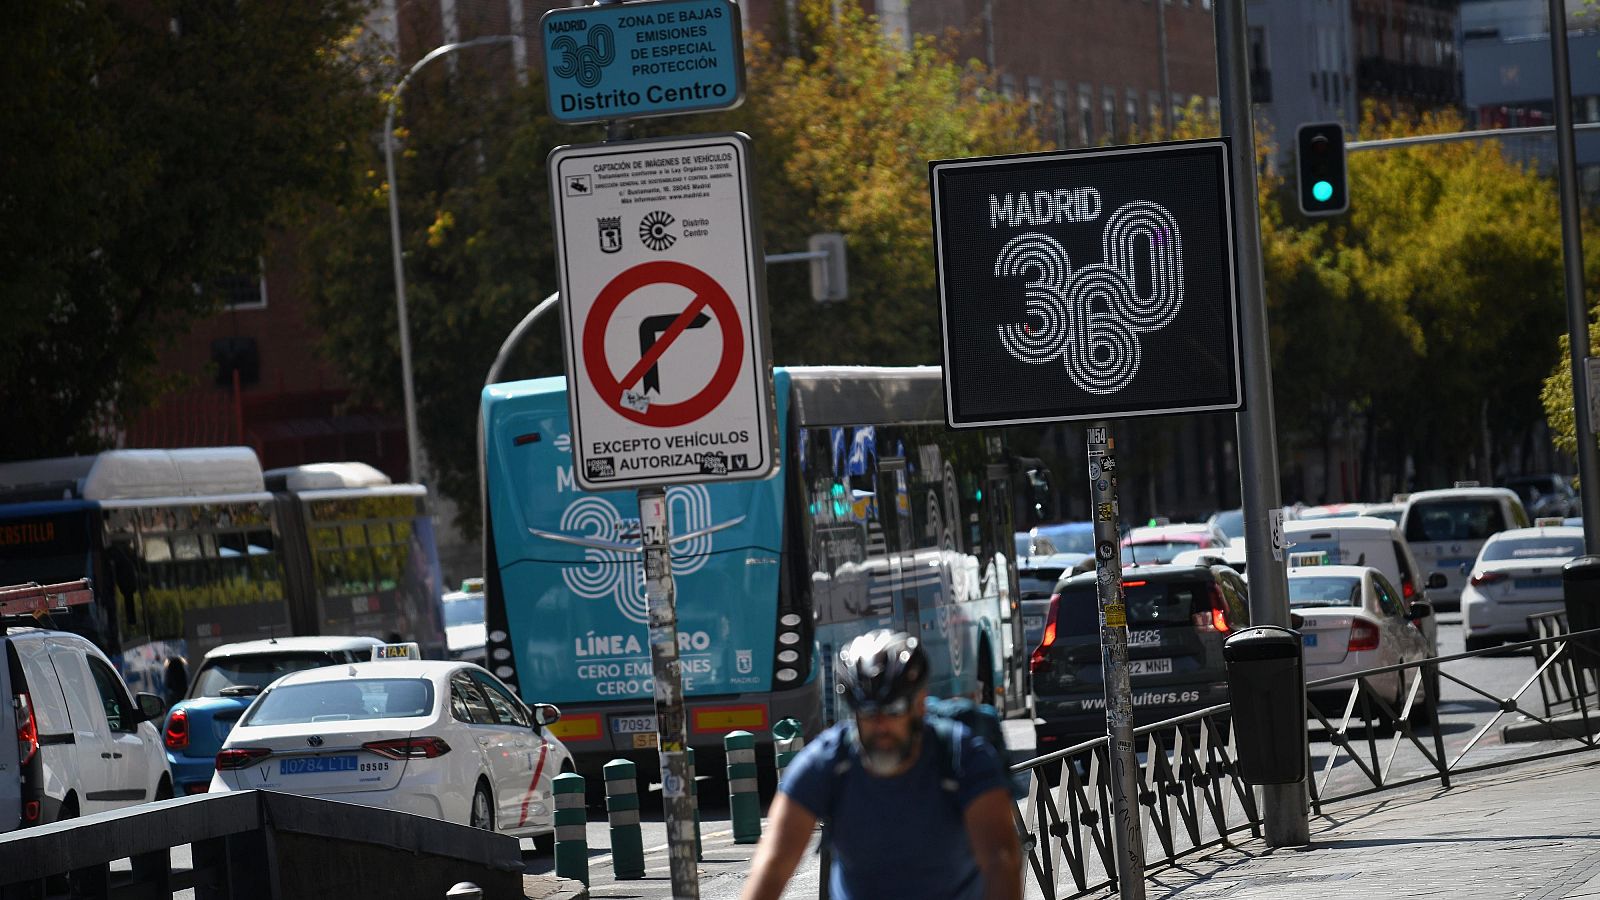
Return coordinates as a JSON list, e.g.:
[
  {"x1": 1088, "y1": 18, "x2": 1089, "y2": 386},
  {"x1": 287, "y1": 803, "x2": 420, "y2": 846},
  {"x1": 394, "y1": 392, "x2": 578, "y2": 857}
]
[{"x1": 1104, "y1": 753, "x2": 1600, "y2": 899}]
